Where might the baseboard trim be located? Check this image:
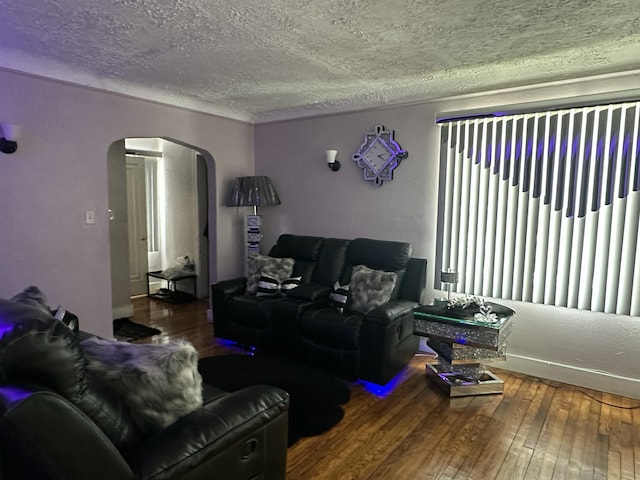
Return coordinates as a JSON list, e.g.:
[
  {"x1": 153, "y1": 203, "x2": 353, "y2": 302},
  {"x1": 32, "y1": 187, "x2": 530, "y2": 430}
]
[
  {"x1": 503, "y1": 354, "x2": 640, "y2": 400},
  {"x1": 112, "y1": 304, "x2": 134, "y2": 321}
]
